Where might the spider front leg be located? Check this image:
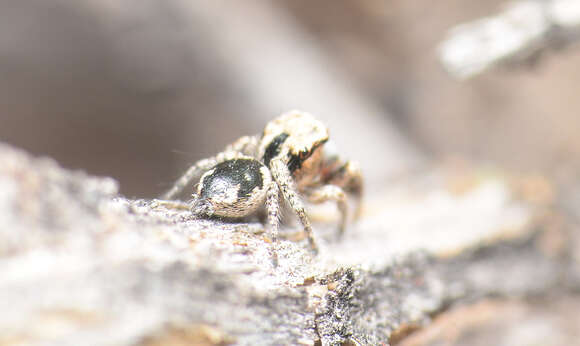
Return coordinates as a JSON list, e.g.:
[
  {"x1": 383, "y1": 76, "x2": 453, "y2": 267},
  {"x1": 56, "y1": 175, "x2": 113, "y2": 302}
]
[
  {"x1": 270, "y1": 159, "x2": 318, "y2": 253},
  {"x1": 307, "y1": 185, "x2": 348, "y2": 238}
]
